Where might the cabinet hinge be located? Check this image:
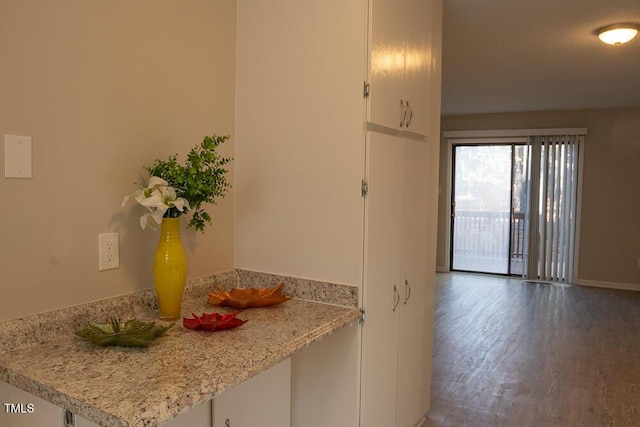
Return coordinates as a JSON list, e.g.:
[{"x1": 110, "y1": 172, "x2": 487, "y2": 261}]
[
  {"x1": 361, "y1": 180, "x2": 369, "y2": 197},
  {"x1": 359, "y1": 309, "x2": 366, "y2": 323},
  {"x1": 363, "y1": 81, "x2": 370, "y2": 98}
]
